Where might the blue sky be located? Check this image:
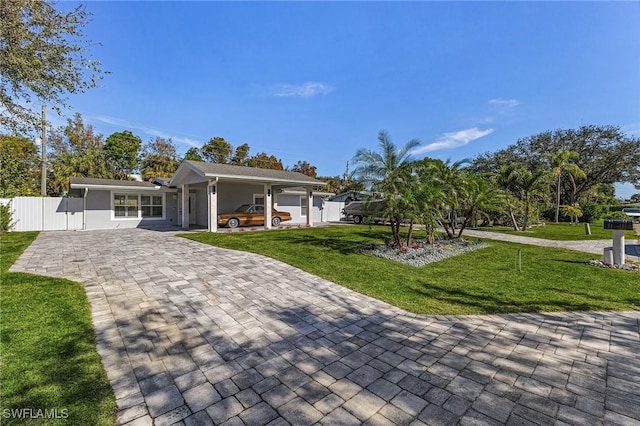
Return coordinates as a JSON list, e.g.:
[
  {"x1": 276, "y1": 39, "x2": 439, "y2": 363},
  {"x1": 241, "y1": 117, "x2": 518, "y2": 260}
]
[{"x1": 58, "y1": 1, "x2": 639, "y2": 197}]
